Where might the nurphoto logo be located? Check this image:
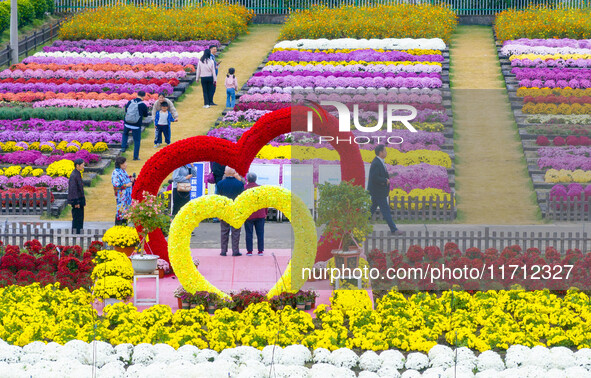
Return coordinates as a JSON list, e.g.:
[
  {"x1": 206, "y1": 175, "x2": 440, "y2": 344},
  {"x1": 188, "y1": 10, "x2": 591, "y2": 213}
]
[{"x1": 305, "y1": 101, "x2": 418, "y2": 145}]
